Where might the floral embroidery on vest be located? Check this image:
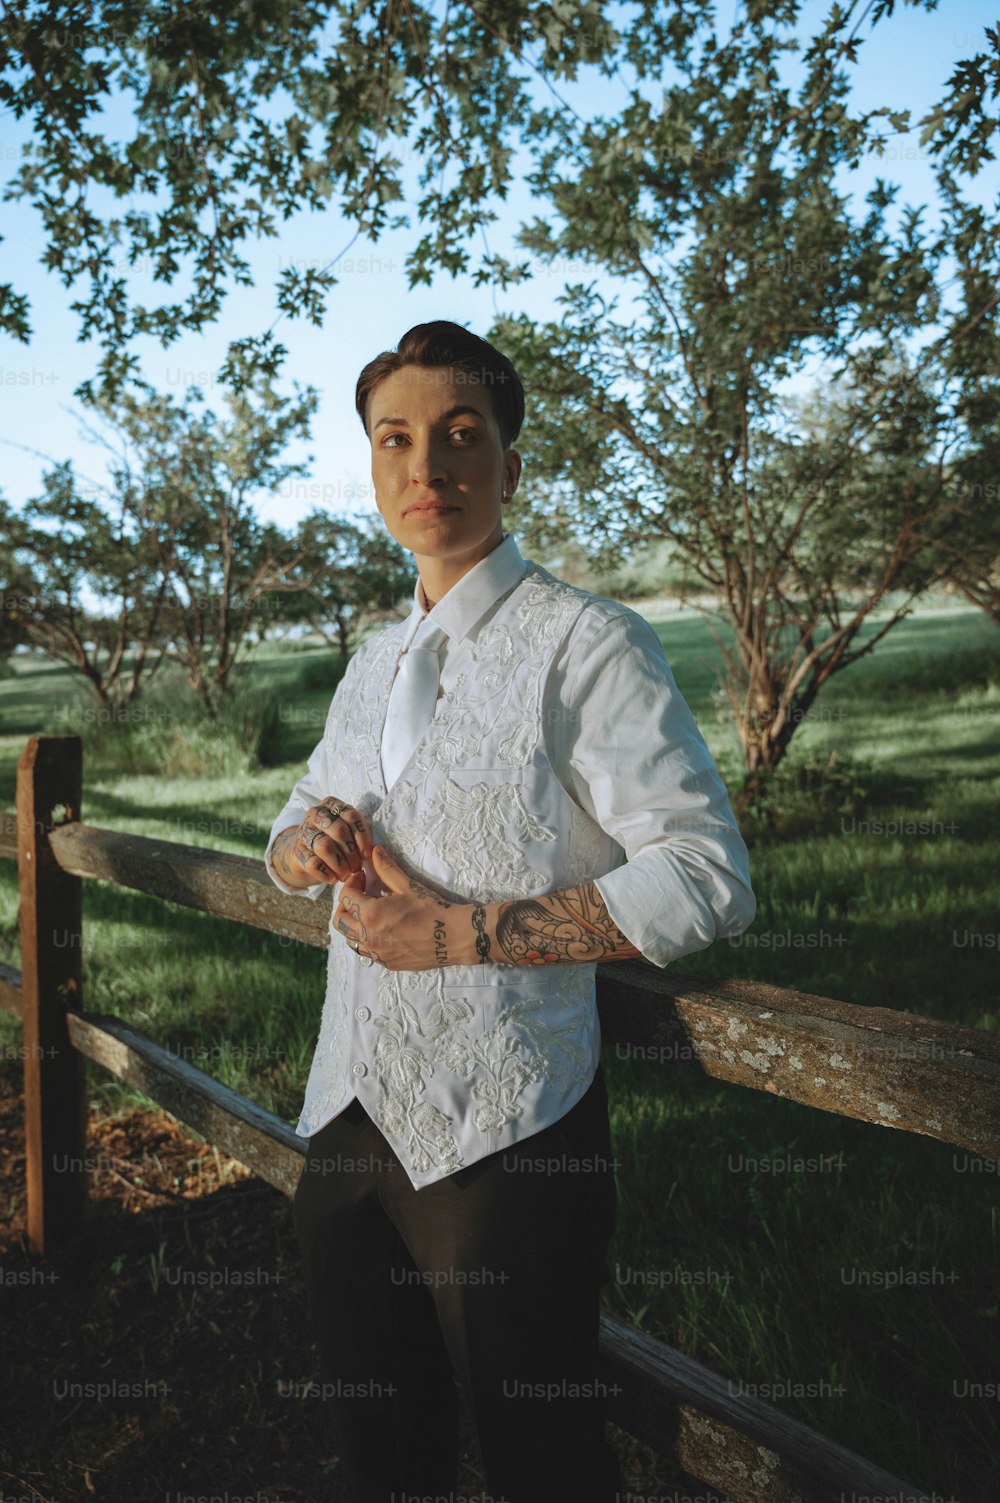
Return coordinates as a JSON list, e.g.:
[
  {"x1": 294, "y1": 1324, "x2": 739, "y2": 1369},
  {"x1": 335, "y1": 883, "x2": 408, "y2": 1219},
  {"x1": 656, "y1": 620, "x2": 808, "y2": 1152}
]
[
  {"x1": 435, "y1": 992, "x2": 592, "y2": 1134},
  {"x1": 399, "y1": 779, "x2": 557, "y2": 901},
  {"x1": 360, "y1": 570, "x2": 598, "y2": 1174},
  {"x1": 370, "y1": 964, "x2": 596, "y2": 1168},
  {"x1": 371, "y1": 969, "x2": 465, "y2": 1177},
  {"x1": 299, "y1": 564, "x2": 619, "y2": 1181}
]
